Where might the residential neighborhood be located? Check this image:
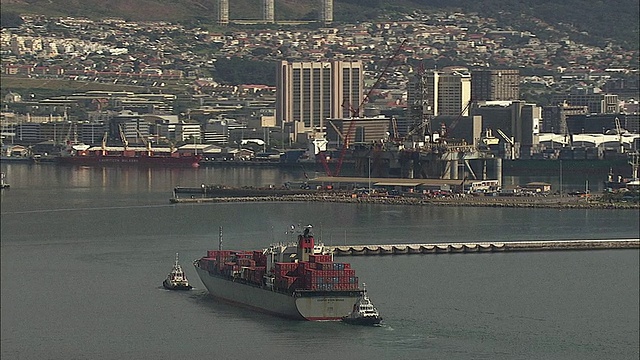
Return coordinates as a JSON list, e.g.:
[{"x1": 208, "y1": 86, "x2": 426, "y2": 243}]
[{"x1": 1, "y1": 10, "x2": 638, "y2": 160}]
